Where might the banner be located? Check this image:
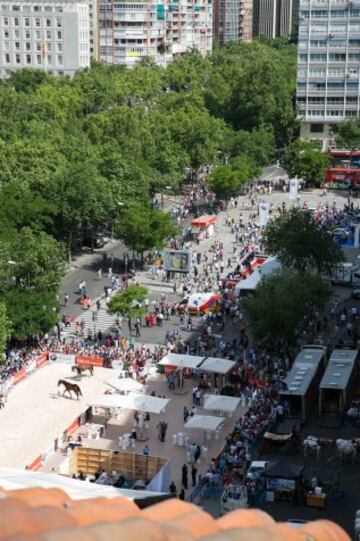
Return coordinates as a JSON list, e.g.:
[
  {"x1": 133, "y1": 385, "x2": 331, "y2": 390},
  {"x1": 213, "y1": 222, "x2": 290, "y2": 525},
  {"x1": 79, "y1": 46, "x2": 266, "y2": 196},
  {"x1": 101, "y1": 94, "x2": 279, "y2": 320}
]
[
  {"x1": 49, "y1": 353, "x2": 76, "y2": 364},
  {"x1": 259, "y1": 201, "x2": 269, "y2": 228},
  {"x1": 289, "y1": 178, "x2": 299, "y2": 201},
  {"x1": 75, "y1": 355, "x2": 104, "y2": 367}
]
